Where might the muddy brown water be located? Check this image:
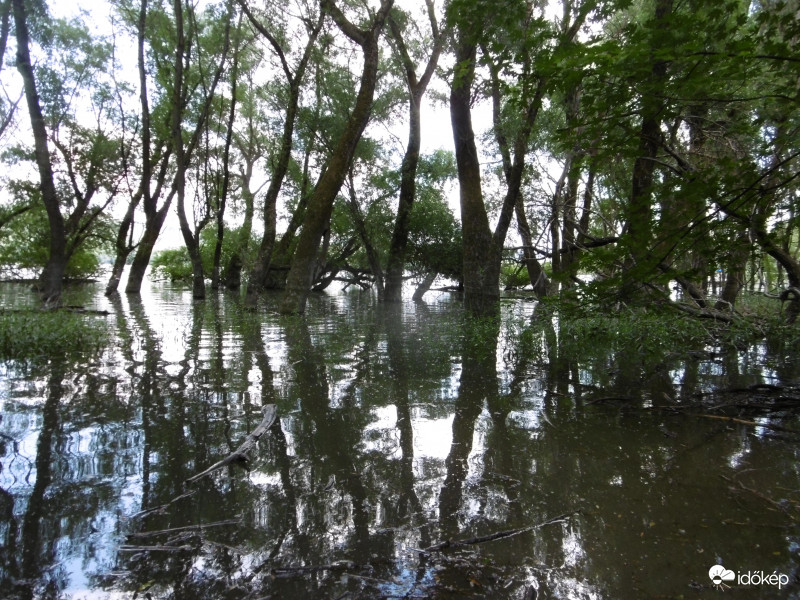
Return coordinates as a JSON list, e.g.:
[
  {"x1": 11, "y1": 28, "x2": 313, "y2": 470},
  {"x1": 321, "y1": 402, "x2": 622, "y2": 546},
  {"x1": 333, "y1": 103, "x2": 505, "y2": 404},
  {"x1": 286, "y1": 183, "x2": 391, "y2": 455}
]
[{"x1": 1, "y1": 281, "x2": 799, "y2": 599}]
